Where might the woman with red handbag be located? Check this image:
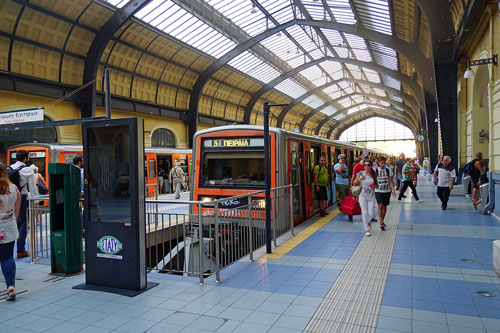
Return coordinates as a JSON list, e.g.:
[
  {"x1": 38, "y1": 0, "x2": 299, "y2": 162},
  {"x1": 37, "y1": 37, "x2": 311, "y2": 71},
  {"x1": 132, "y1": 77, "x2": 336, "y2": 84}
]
[{"x1": 353, "y1": 161, "x2": 378, "y2": 236}]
